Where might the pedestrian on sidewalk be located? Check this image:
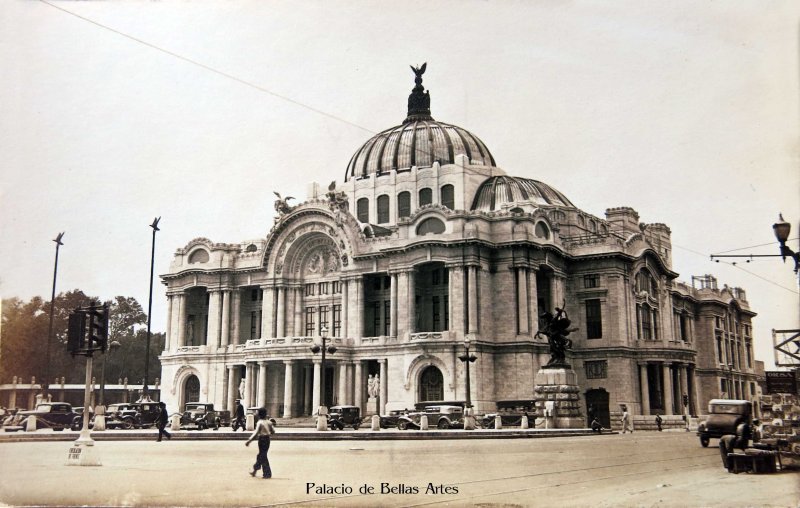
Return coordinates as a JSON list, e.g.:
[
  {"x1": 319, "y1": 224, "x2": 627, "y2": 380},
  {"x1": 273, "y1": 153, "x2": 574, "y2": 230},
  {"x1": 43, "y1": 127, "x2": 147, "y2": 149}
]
[
  {"x1": 233, "y1": 400, "x2": 246, "y2": 431},
  {"x1": 590, "y1": 417, "x2": 603, "y2": 433},
  {"x1": 621, "y1": 407, "x2": 634, "y2": 434},
  {"x1": 655, "y1": 414, "x2": 663, "y2": 432},
  {"x1": 156, "y1": 401, "x2": 171, "y2": 442},
  {"x1": 246, "y1": 408, "x2": 275, "y2": 479}
]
